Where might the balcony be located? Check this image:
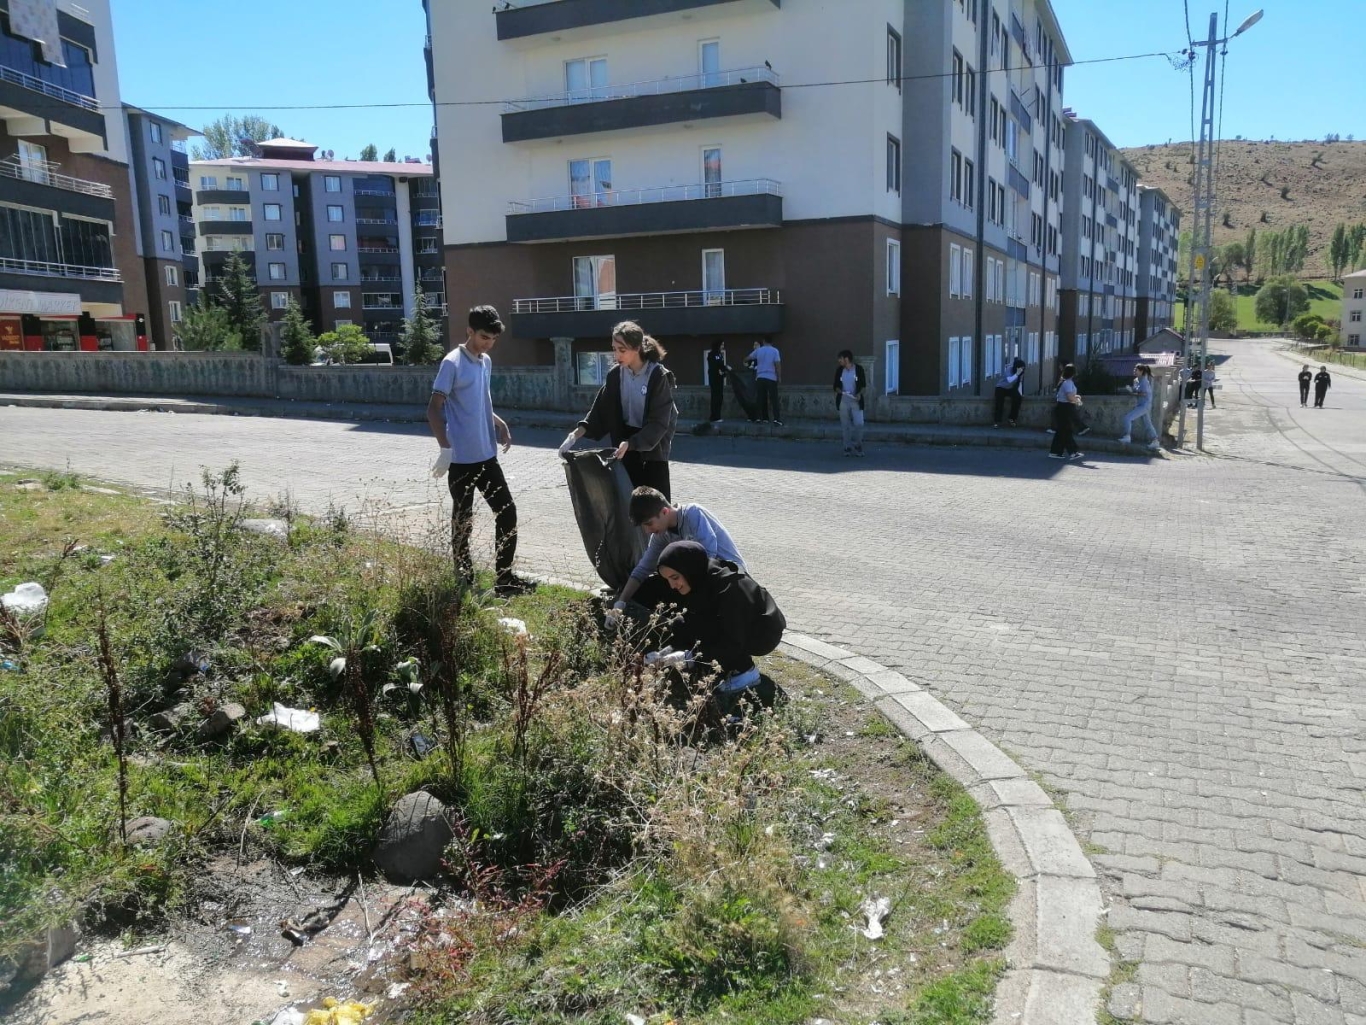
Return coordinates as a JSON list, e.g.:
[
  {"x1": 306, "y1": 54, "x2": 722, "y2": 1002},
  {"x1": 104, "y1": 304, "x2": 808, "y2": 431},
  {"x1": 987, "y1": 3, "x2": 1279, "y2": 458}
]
[
  {"x1": 507, "y1": 178, "x2": 781, "y2": 243},
  {"x1": 198, "y1": 220, "x2": 253, "y2": 235},
  {"x1": 360, "y1": 274, "x2": 403, "y2": 284},
  {"x1": 355, "y1": 217, "x2": 398, "y2": 226},
  {"x1": 502, "y1": 67, "x2": 780, "y2": 143},
  {"x1": 496, "y1": 0, "x2": 780, "y2": 42},
  {"x1": 414, "y1": 212, "x2": 443, "y2": 228},
  {"x1": 174, "y1": 176, "x2": 193, "y2": 203},
  {"x1": 196, "y1": 188, "x2": 250, "y2": 205},
  {"x1": 0, "y1": 63, "x2": 105, "y2": 149},
  {"x1": 0, "y1": 255, "x2": 123, "y2": 304},
  {"x1": 0, "y1": 156, "x2": 115, "y2": 220},
  {"x1": 511, "y1": 287, "x2": 782, "y2": 338},
  {"x1": 353, "y1": 187, "x2": 396, "y2": 197}
]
